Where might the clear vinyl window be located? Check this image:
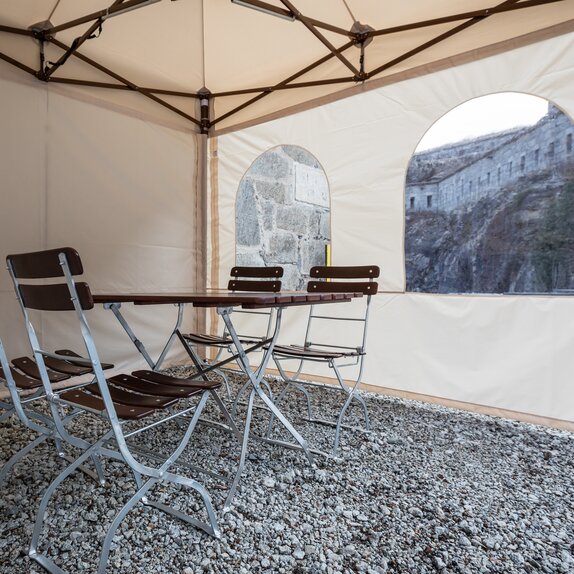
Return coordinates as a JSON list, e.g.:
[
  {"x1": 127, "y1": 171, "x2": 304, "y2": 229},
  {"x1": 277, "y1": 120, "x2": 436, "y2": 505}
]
[
  {"x1": 236, "y1": 145, "x2": 331, "y2": 290},
  {"x1": 405, "y1": 93, "x2": 574, "y2": 294}
]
